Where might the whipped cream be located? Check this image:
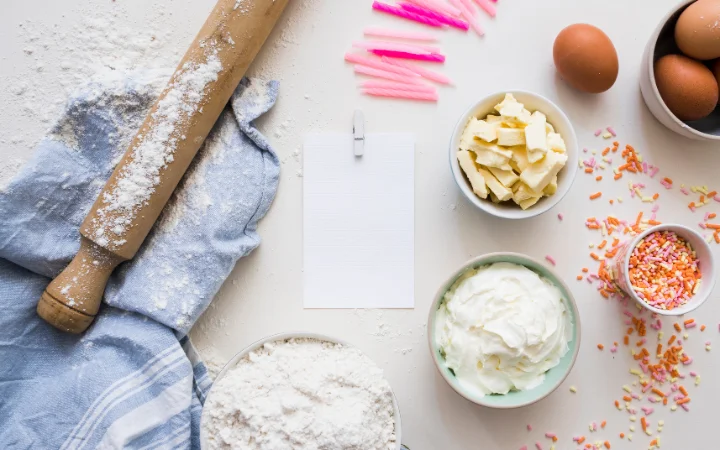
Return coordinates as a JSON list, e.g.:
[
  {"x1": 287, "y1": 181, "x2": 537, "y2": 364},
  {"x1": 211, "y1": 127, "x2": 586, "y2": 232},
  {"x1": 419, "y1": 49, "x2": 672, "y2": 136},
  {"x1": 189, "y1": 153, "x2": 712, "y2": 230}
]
[{"x1": 435, "y1": 262, "x2": 573, "y2": 397}]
